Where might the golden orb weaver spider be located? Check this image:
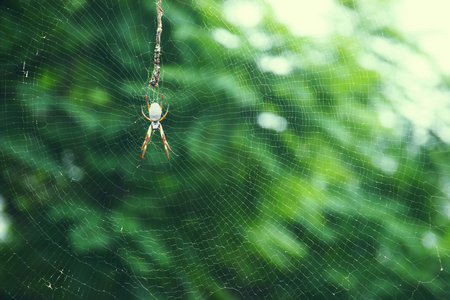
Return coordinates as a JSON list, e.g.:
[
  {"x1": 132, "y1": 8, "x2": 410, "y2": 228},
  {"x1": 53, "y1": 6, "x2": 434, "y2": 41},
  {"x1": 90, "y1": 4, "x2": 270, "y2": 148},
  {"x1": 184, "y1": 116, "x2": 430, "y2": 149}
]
[{"x1": 141, "y1": 84, "x2": 173, "y2": 164}]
